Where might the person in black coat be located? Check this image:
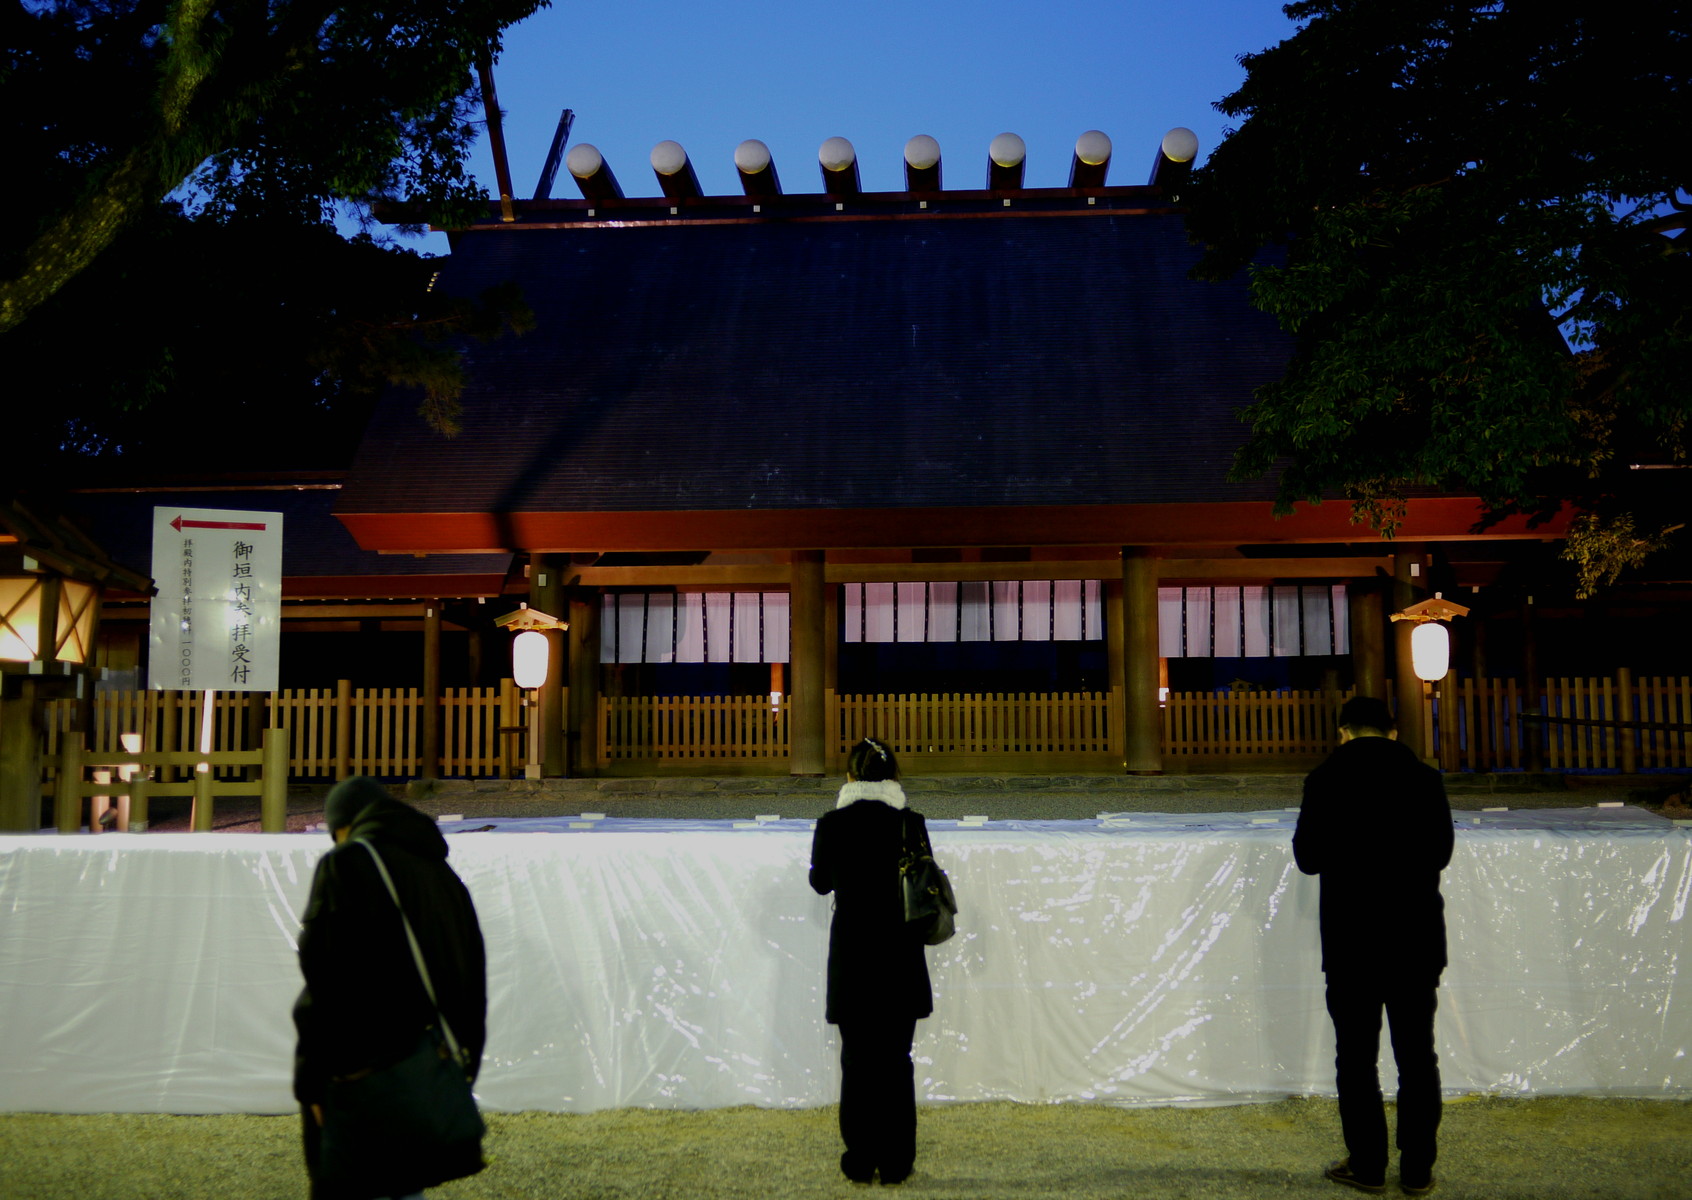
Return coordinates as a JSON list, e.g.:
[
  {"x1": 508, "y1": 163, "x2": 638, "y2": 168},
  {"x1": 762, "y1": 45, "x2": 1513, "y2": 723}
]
[
  {"x1": 809, "y1": 737, "x2": 935, "y2": 1185},
  {"x1": 294, "y1": 777, "x2": 487, "y2": 1200},
  {"x1": 1294, "y1": 696, "x2": 1454, "y2": 1197}
]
